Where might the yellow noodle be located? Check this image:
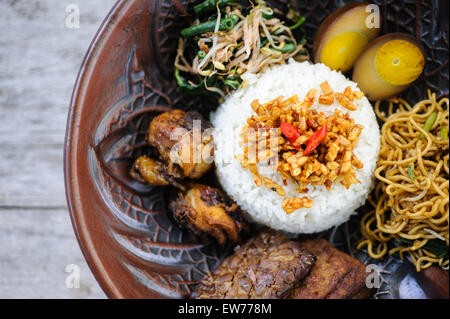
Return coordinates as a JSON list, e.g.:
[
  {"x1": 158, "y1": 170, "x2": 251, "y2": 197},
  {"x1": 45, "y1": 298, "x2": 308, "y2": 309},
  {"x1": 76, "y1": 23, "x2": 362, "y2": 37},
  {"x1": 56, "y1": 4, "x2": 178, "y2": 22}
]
[{"x1": 361, "y1": 91, "x2": 449, "y2": 271}]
